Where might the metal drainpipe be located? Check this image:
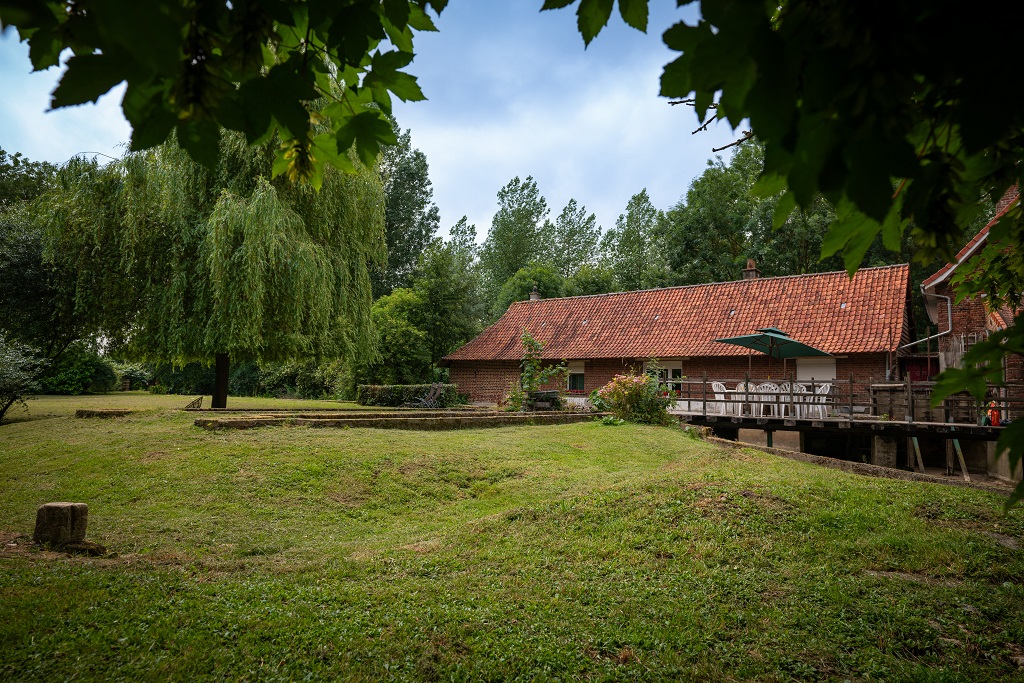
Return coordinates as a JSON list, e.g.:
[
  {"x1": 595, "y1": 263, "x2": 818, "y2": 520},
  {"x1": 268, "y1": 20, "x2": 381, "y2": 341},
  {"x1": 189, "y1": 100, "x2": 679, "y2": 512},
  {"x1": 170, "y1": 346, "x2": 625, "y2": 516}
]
[{"x1": 899, "y1": 290, "x2": 953, "y2": 352}]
